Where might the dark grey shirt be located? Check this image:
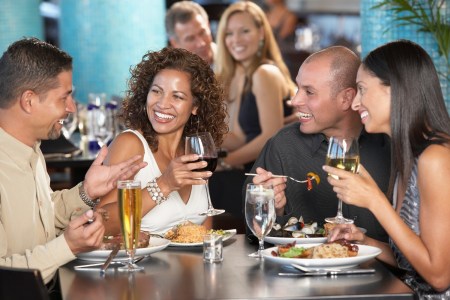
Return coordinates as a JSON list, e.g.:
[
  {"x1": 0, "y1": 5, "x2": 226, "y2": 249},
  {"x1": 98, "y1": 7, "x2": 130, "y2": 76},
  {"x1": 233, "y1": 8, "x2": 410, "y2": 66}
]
[{"x1": 245, "y1": 122, "x2": 391, "y2": 242}]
